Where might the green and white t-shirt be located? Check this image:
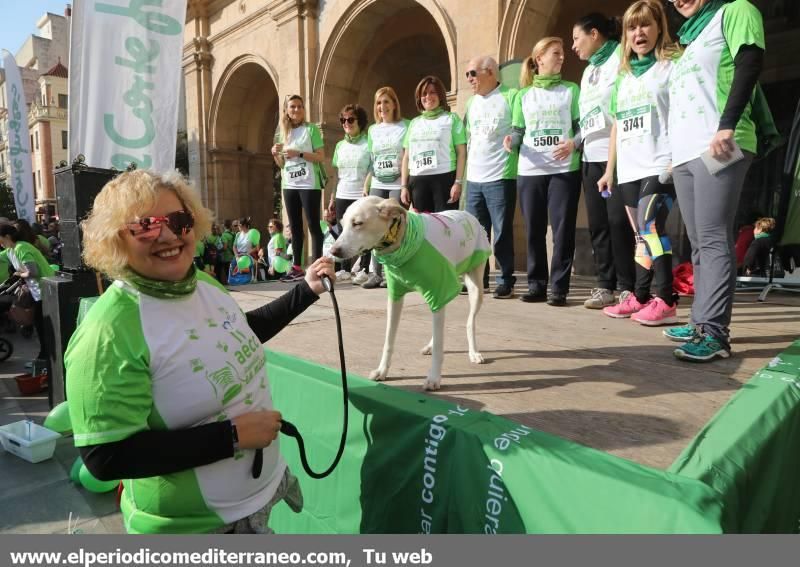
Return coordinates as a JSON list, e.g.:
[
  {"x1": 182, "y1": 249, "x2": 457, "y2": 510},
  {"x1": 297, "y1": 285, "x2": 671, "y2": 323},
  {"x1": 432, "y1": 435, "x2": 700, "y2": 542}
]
[
  {"x1": 234, "y1": 230, "x2": 259, "y2": 256},
  {"x1": 464, "y1": 84, "x2": 518, "y2": 183},
  {"x1": 267, "y1": 233, "x2": 289, "y2": 273},
  {"x1": 579, "y1": 44, "x2": 622, "y2": 163},
  {"x1": 368, "y1": 120, "x2": 409, "y2": 190},
  {"x1": 403, "y1": 112, "x2": 467, "y2": 176},
  {"x1": 513, "y1": 82, "x2": 581, "y2": 176},
  {"x1": 669, "y1": 0, "x2": 764, "y2": 166},
  {"x1": 65, "y1": 271, "x2": 285, "y2": 534},
  {"x1": 7, "y1": 240, "x2": 56, "y2": 301},
  {"x1": 279, "y1": 123, "x2": 325, "y2": 190},
  {"x1": 376, "y1": 210, "x2": 490, "y2": 312},
  {"x1": 332, "y1": 134, "x2": 371, "y2": 200},
  {"x1": 610, "y1": 60, "x2": 674, "y2": 184}
]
